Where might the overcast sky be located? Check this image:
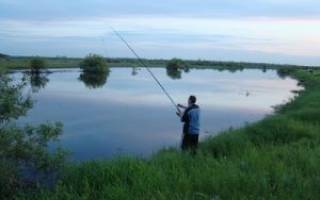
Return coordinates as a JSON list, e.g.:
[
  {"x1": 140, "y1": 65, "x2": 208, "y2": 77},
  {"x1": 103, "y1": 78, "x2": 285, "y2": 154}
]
[{"x1": 1, "y1": 0, "x2": 320, "y2": 65}]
